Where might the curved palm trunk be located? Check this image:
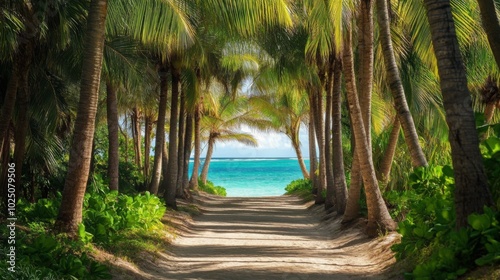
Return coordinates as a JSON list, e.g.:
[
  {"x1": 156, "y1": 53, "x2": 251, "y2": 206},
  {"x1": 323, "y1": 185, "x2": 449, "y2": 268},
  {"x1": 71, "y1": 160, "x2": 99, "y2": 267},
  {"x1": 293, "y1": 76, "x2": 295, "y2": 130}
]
[
  {"x1": 149, "y1": 68, "x2": 168, "y2": 195},
  {"x1": 200, "y1": 135, "x2": 216, "y2": 184},
  {"x1": 56, "y1": 0, "x2": 108, "y2": 235},
  {"x1": 343, "y1": 21, "x2": 396, "y2": 236},
  {"x1": 424, "y1": 0, "x2": 494, "y2": 228},
  {"x1": 378, "y1": 117, "x2": 400, "y2": 184},
  {"x1": 164, "y1": 64, "x2": 181, "y2": 209},
  {"x1": 325, "y1": 60, "x2": 335, "y2": 210},
  {"x1": 106, "y1": 81, "x2": 119, "y2": 191},
  {"x1": 189, "y1": 102, "x2": 202, "y2": 191},
  {"x1": 291, "y1": 126, "x2": 309, "y2": 179},
  {"x1": 332, "y1": 59, "x2": 348, "y2": 214},
  {"x1": 477, "y1": 0, "x2": 500, "y2": 71},
  {"x1": 376, "y1": 0, "x2": 427, "y2": 167}
]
